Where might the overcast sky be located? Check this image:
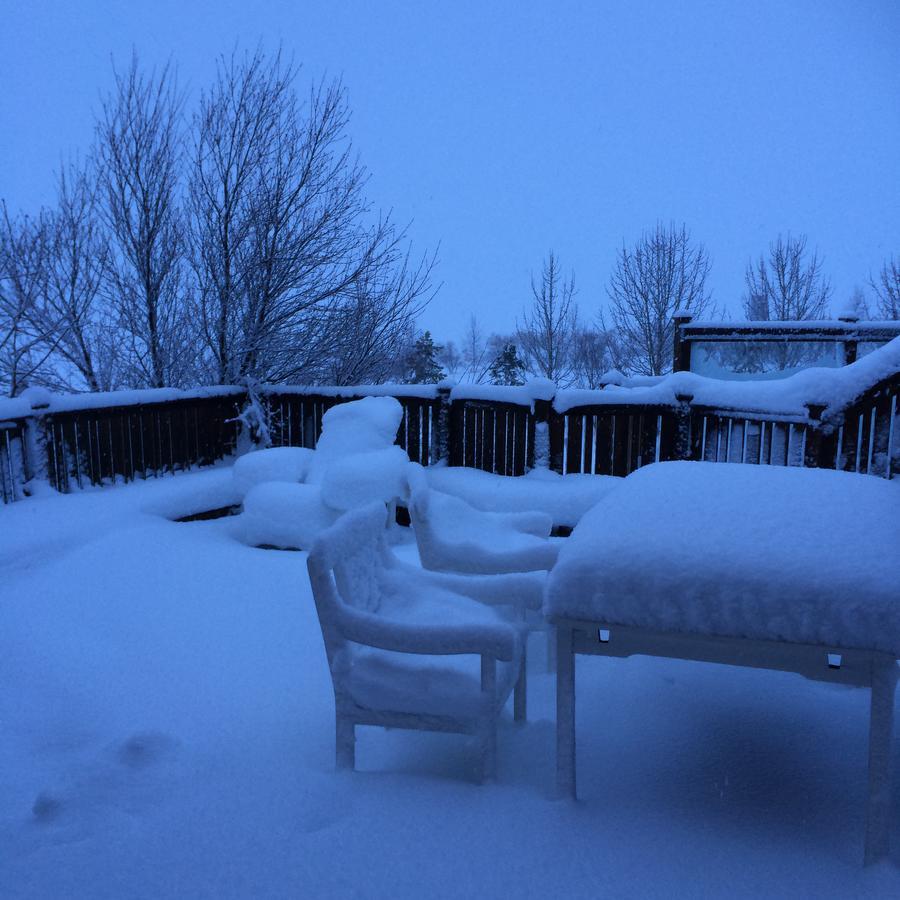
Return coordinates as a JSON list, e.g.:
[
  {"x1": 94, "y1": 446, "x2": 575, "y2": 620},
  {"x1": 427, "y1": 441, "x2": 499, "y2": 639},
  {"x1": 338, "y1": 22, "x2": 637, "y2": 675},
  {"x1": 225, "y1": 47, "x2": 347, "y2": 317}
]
[{"x1": 2, "y1": 0, "x2": 898, "y2": 343}]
